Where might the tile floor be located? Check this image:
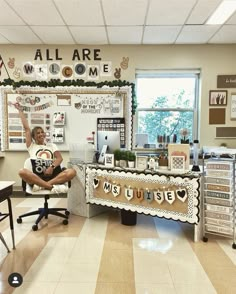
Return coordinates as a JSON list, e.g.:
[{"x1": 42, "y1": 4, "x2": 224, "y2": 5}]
[{"x1": 0, "y1": 197, "x2": 236, "y2": 294}]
